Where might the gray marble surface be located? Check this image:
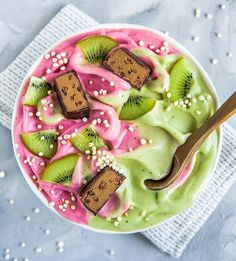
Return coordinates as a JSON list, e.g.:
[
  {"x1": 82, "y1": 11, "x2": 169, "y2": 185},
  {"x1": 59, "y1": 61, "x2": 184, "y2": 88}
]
[{"x1": 0, "y1": 0, "x2": 236, "y2": 260}]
